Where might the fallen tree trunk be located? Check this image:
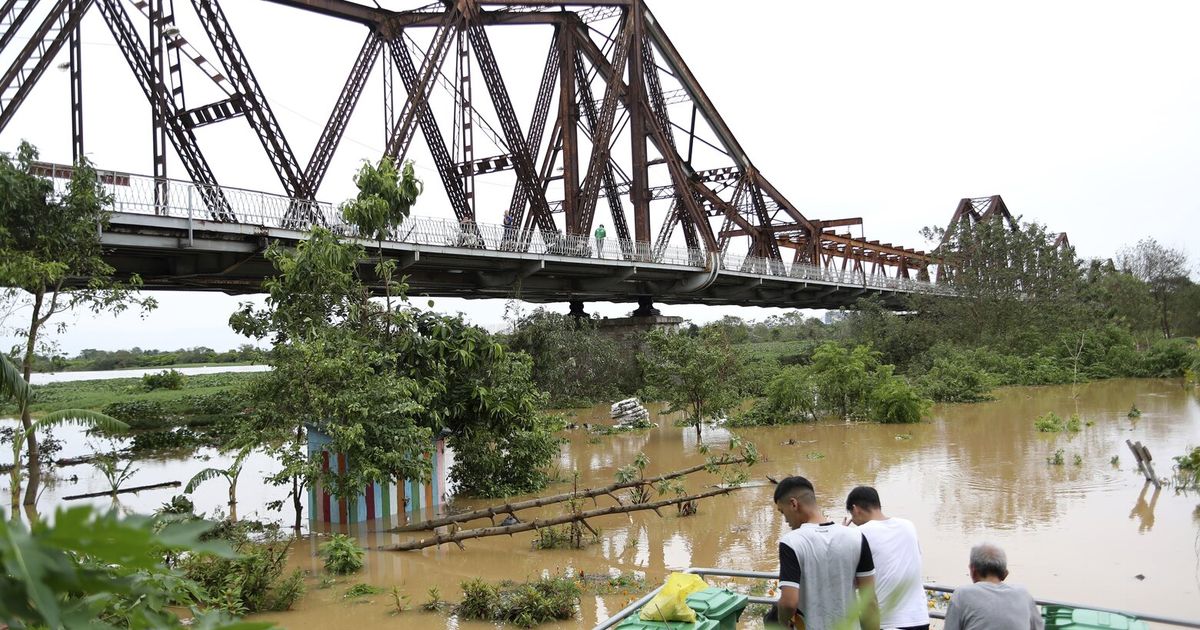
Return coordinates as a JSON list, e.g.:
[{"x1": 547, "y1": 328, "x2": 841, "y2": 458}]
[
  {"x1": 386, "y1": 457, "x2": 748, "y2": 533},
  {"x1": 380, "y1": 486, "x2": 742, "y2": 552},
  {"x1": 62, "y1": 481, "x2": 180, "y2": 500}
]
